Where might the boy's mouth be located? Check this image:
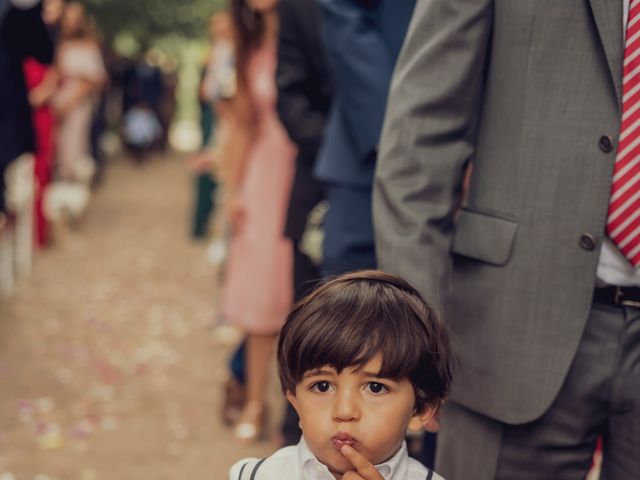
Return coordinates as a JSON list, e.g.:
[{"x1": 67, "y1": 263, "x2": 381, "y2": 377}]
[{"x1": 331, "y1": 432, "x2": 356, "y2": 450}]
